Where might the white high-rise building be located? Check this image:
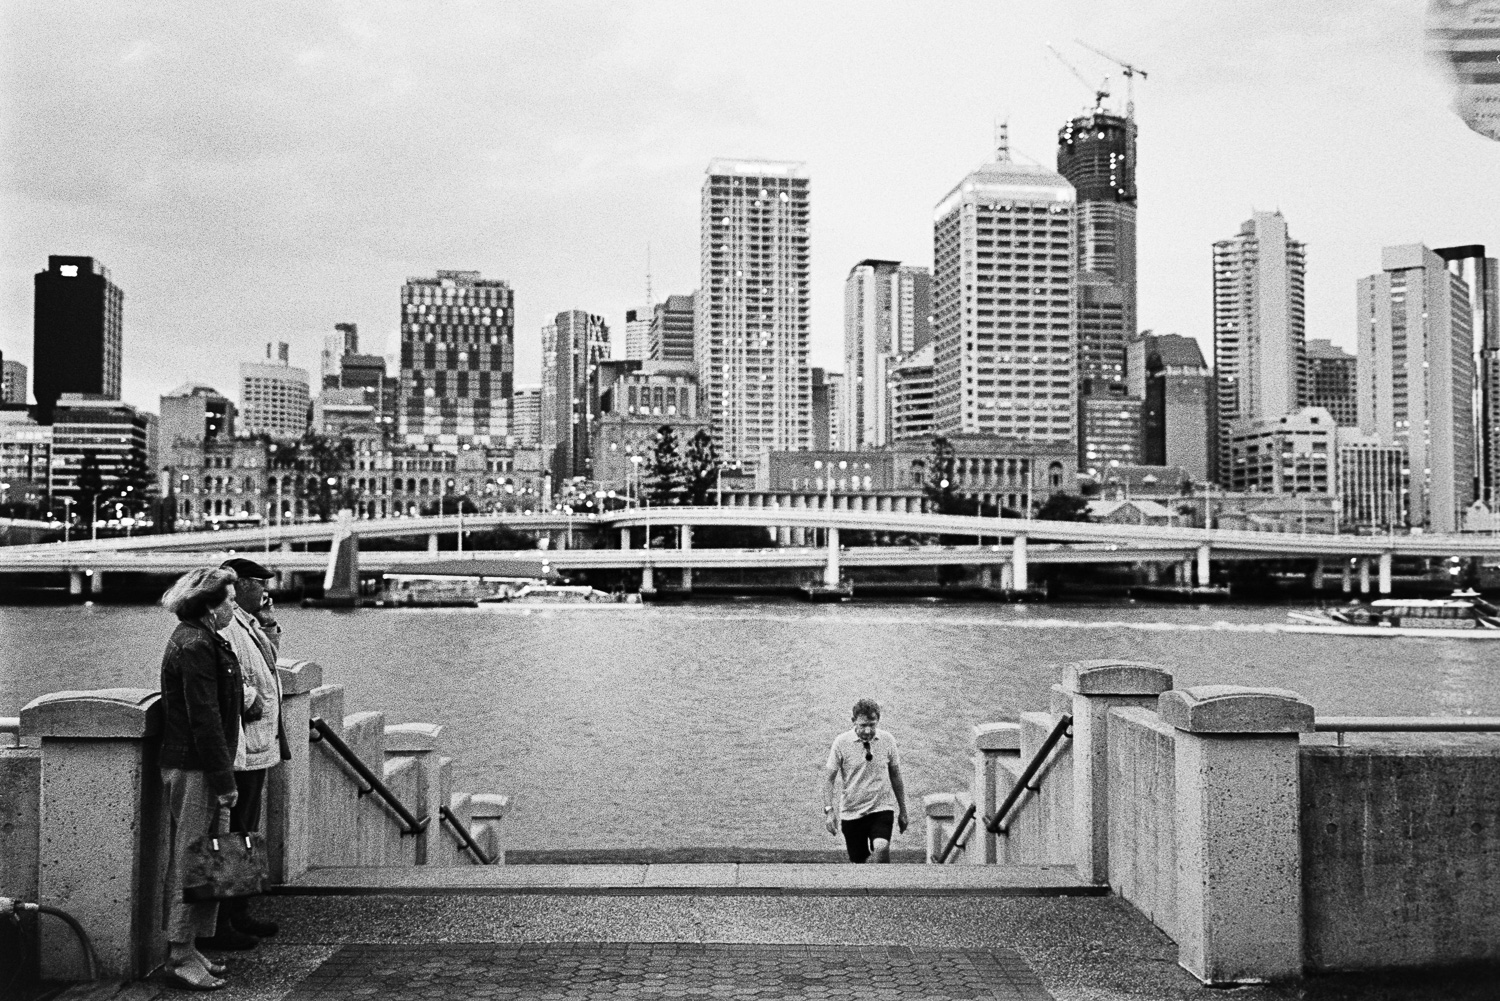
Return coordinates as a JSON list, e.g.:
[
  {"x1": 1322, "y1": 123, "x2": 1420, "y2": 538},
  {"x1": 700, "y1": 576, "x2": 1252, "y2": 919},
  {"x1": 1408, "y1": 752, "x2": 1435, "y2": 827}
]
[
  {"x1": 841, "y1": 260, "x2": 931, "y2": 450},
  {"x1": 1357, "y1": 244, "x2": 1475, "y2": 532},
  {"x1": 697, "y1": 159, "x2": 811, "y2": 470},
  {"x1": 1213, "y1": 211, "x2": 1307, "y2": 480},
  {"x1": 623, "y1": 310, "x2": 649, "y2": 361},
  {"x1": 931, "y1": 138, "x2": 1077, "y2": 443},
  {"x1": 239, "y1": 343, "x2": 310, "y2": 442}
]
